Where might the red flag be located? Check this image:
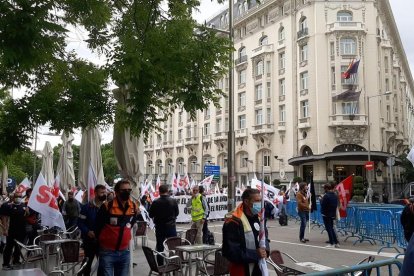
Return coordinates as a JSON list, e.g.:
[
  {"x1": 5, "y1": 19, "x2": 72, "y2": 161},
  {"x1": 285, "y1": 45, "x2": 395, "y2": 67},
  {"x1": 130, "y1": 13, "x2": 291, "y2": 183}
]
[
  {"x1": 51, "y1": 174, "x2": 60, "y2": 199},
  {"x1": 335, "y1": 175, "x2": 354, "y2": 217}
]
